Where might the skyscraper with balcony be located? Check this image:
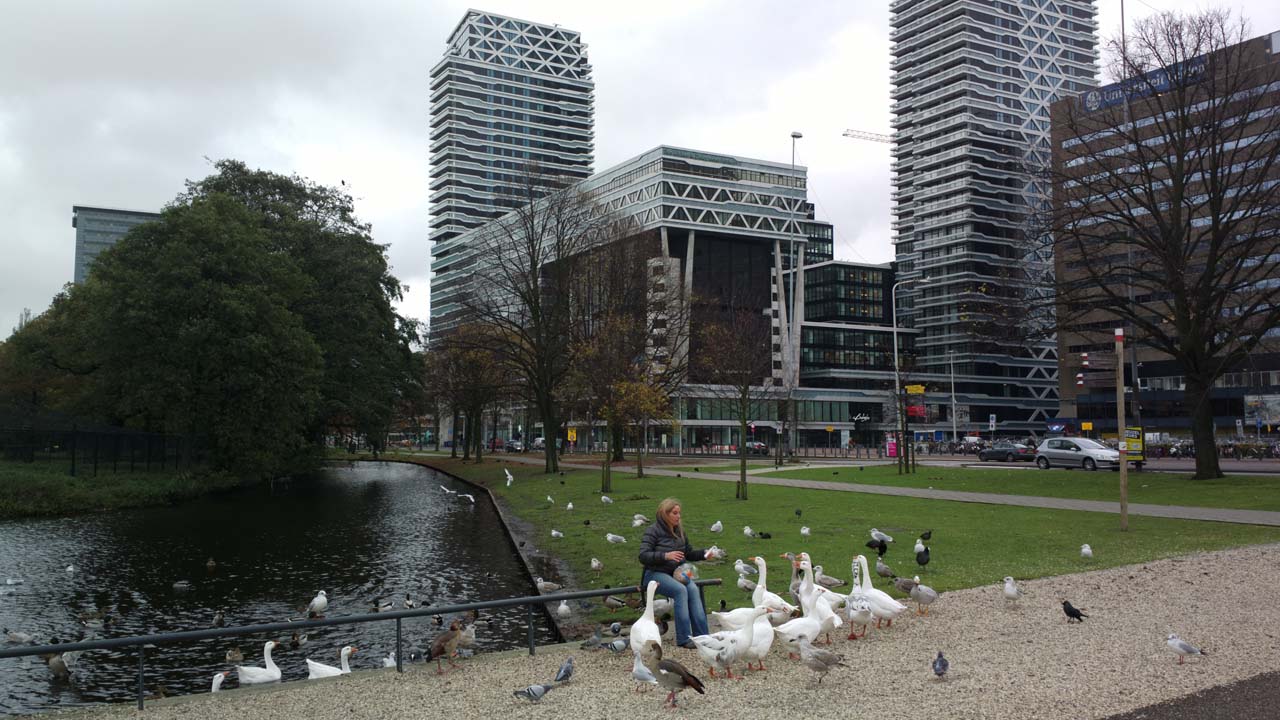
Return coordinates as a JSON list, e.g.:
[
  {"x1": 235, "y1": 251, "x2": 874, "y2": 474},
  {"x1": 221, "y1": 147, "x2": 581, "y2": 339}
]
[
  {"x1": 429, "y1": 10, "x2": 595, "y2": 322},
  {"x1": 889, "y1": 0, "x2": 1097, "y2": 435}
]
